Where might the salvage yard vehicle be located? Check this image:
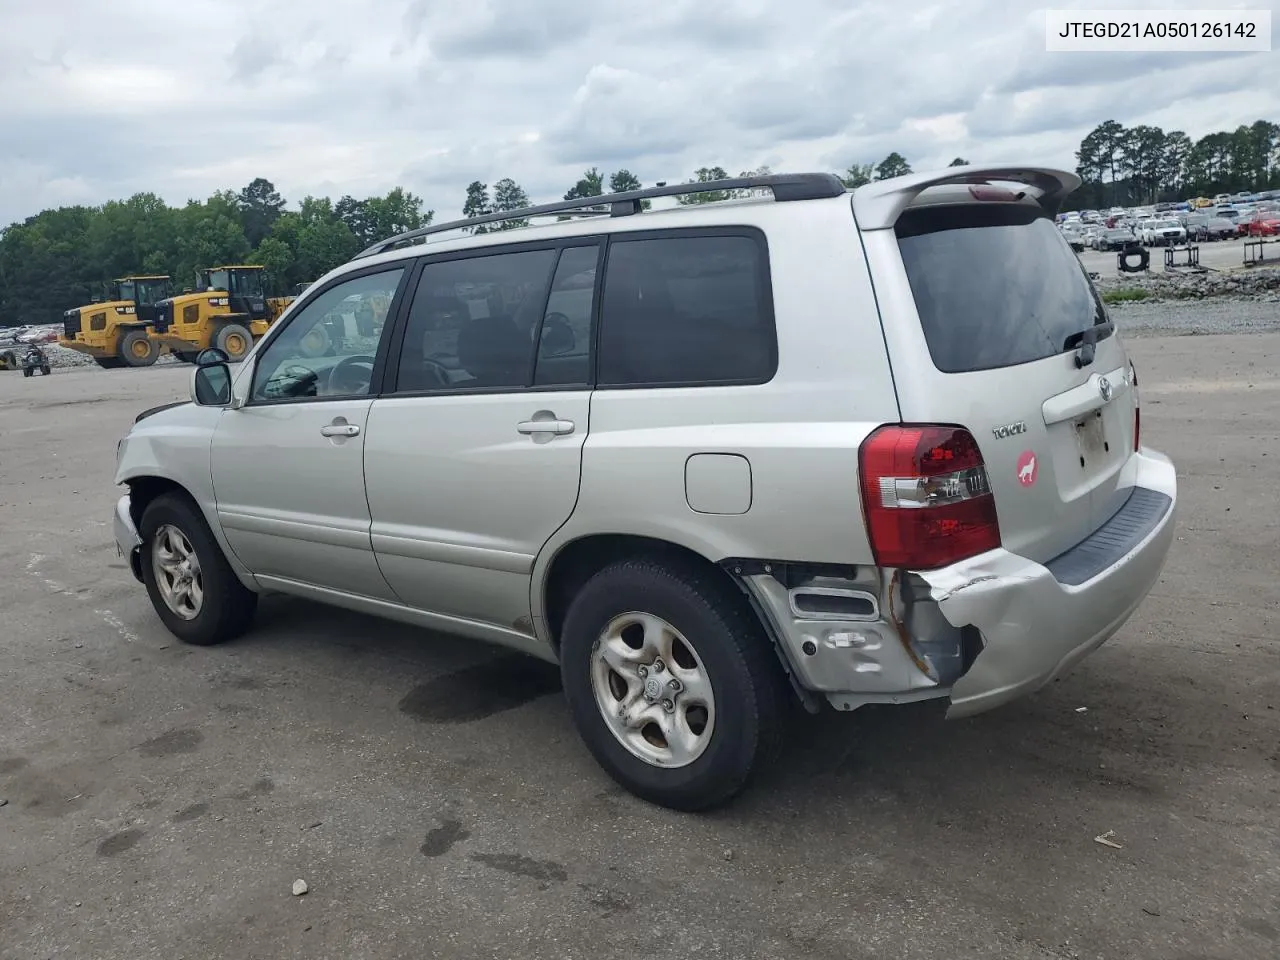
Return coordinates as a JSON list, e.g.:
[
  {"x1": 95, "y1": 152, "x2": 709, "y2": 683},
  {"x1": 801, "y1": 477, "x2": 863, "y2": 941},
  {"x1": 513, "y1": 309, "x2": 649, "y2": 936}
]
[
  {"x1": 1191, "y1": 217, "x2": 1237, "y2": 242},
  {"x1": 111, "y1": 167, "x2": 1178, "y2": 810},
  {"x1": 1245, "y1": 212, "x2": 1280, "y2": 237},
  {"x1": 59, "y1": 275, "x2": 173, "y2": 368},
  {"x1": 21, "y1": 343, "x2": 52, "y2": 377},
  {"x1": 151, "y1": 266, "x2": 294, "y2": 363},
  {"x1": 1093, "y1": 227, "x2": 1136, "y2": 251},
  {"x1": 1139, "y1": 218, "x2": 1186, "y2": 246}
]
